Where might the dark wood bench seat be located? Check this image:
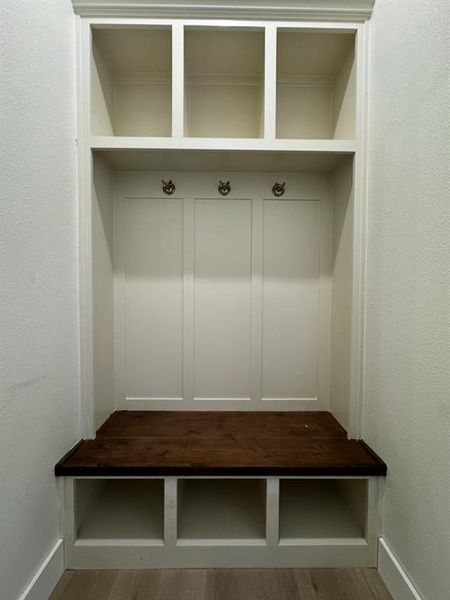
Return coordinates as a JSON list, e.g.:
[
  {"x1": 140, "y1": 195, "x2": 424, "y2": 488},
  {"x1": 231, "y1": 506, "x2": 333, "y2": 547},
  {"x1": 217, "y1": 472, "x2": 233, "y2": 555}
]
[{"x1": 55, "y1": 411, "x2": 386, "y2": 477}]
